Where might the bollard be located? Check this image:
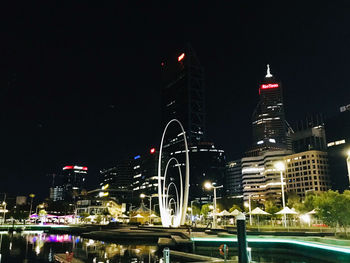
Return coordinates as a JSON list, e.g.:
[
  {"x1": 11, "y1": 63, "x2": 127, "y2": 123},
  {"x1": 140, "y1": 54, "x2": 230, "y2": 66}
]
[
  {"x1": 236, "y1": 213, "x2": 249, "y2": 263},
  {"x1": 163, "y1": 247, "x2": 170, "y2": 263},
  {"x1": 224, "y1": 243, "x2": 227, "y2": 262},
  {"x1": 247, "y1": 247, "x2": 252, "y2": 262}
]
